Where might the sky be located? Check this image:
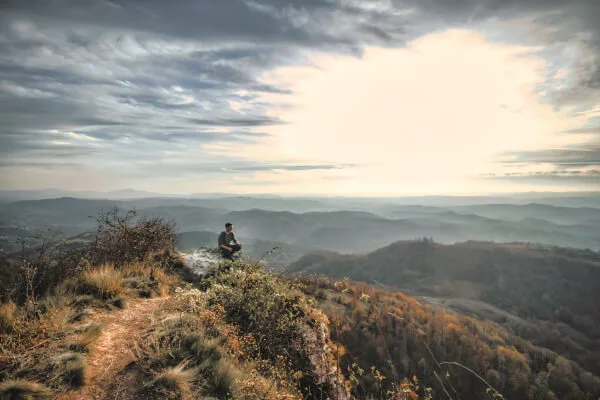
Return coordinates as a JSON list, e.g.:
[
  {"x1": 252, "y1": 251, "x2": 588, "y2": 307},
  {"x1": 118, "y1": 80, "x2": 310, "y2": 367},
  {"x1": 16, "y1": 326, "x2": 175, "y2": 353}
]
[{"x1": 0, "y1": 0, "x2": 599, "y2": 195}]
